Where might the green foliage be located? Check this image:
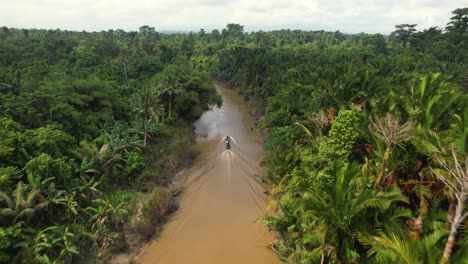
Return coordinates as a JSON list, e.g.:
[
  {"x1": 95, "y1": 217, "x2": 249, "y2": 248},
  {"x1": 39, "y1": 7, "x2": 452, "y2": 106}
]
[
  {"x1": 0, "y1": 8, "x2": 466, "y2": 262},
  {"x1": 0, "y1": 167, "x2": 22, "y2": 192},
  {"x1": 321, "y1": 109, "x2": 360, "y2": 164},
  {"x1": 15, "y1": 225, "x2": 79, "y2": 264},
  {"x1": 0, "y1": 25, "x2": 222, "y2": 261},
  {"x1": 0, "y1": 182, "x2": 45, "y2": 226},
  {"x1": 203, "y1": 9, "x2": 467, "y2": 263},
  {"x1": 148, "y1": 61, "x2": 222, "y2": 121},
  {"x1": 358, "y1": 229, "x2": 447, "y2": 264},
  {"x1": 0, "y1": 226, "x2": 20, "y2": 263},
  {"x1": 25, "y1": 125, "x2": 75, "y2": 156},
  {"x1": 264, "y1": 126, "x2": 301, "y2": 181},
  {"x1": 264, "y1": 163, "x2": 409, "y2": 263},
  {"x1": 122, "y1": 151, "x2": 145, "y2": 178},
  {"x1": 24, "y1": 154, "x2": 72, "y2": 189},
  {"x1": 390, "y1": 24, "x2": 417, "y2": 48},
  {"x1": 0, "y1": 118, "x2": 25, "y2": 166},
  {"x1": 409, "y1": 73, "x2": 460, "y2": 129}
]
